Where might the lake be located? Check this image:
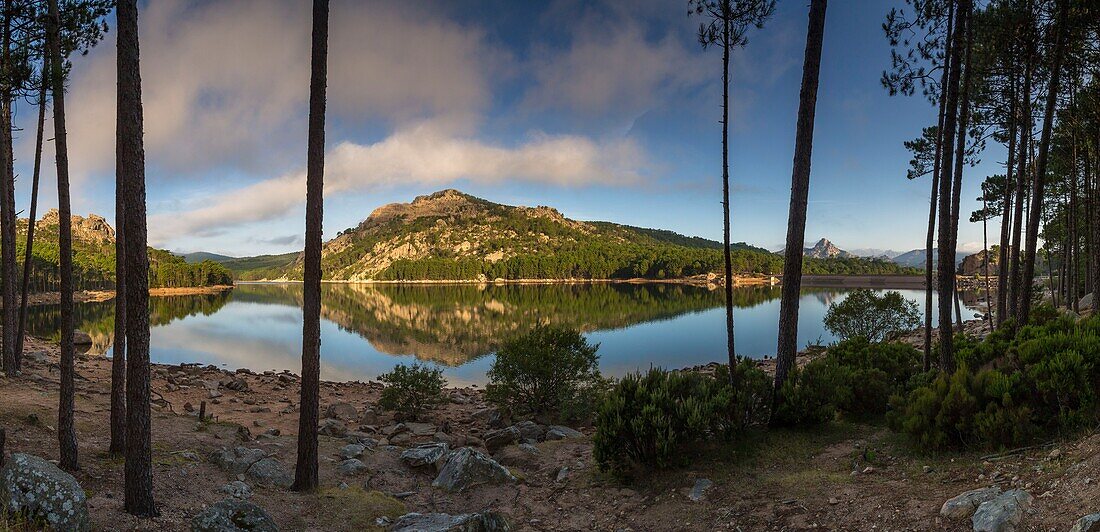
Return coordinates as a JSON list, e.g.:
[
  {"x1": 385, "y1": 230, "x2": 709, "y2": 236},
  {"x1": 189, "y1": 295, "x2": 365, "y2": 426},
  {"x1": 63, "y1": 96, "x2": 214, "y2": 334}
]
[{"x1": 26, "y1": 282, "x2": 982, "y2": 385}]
